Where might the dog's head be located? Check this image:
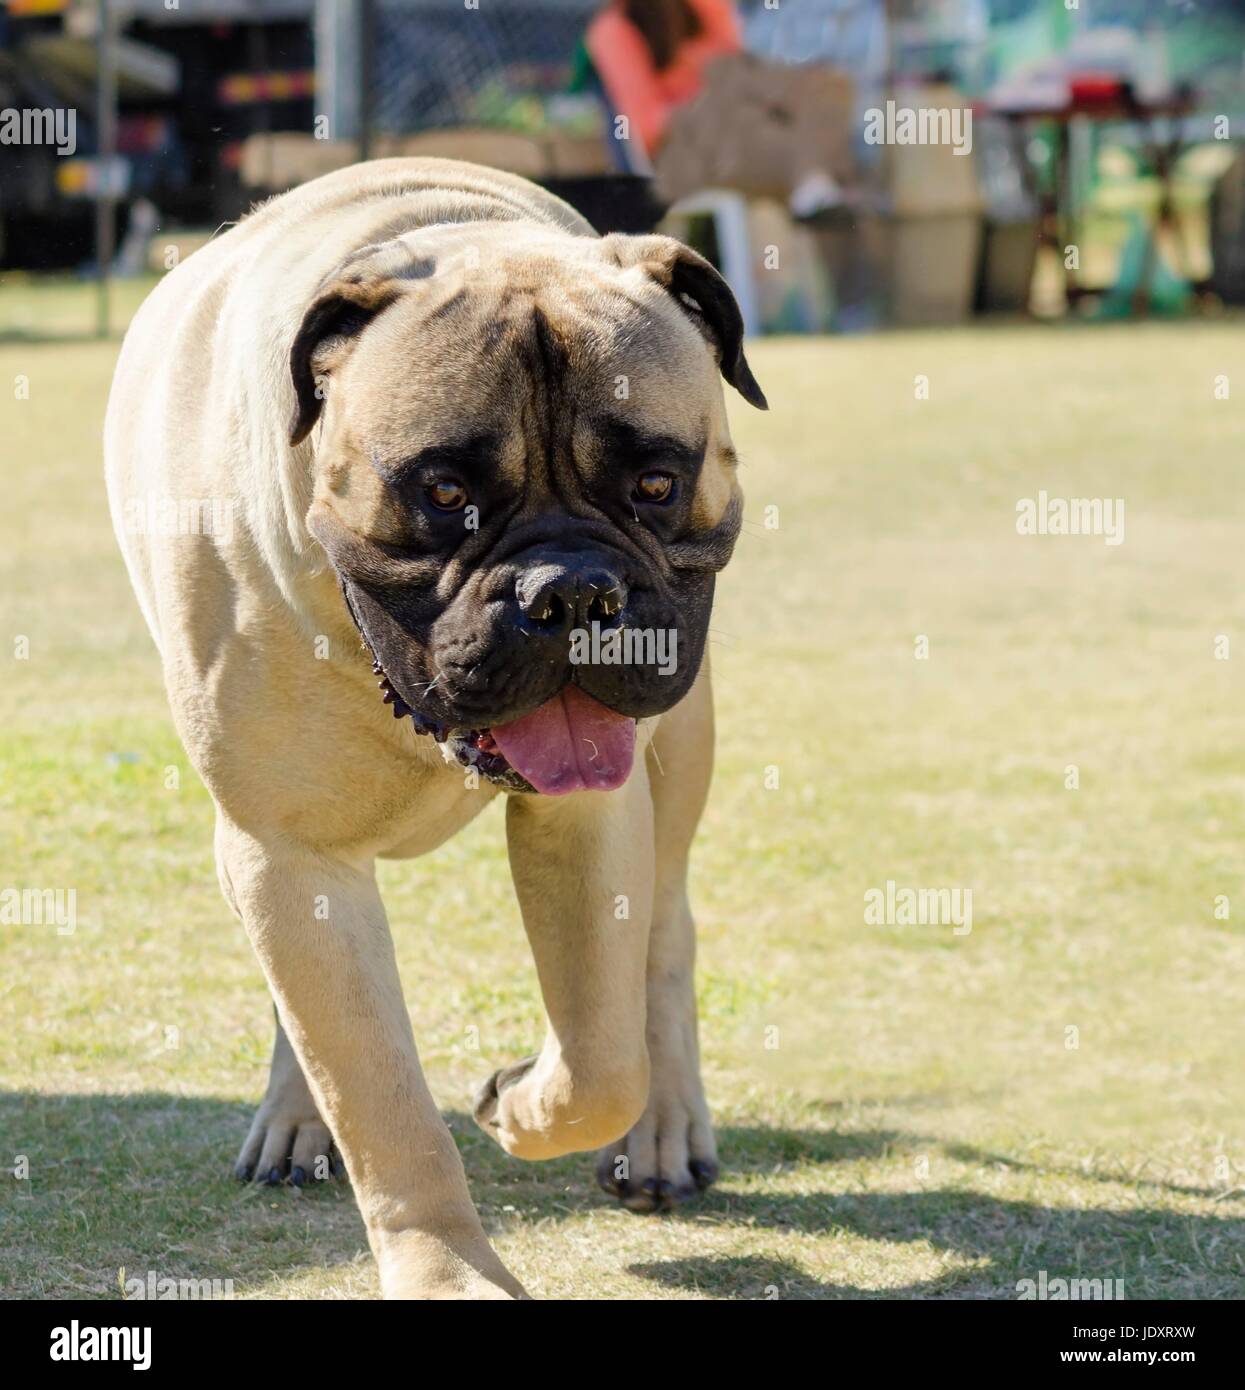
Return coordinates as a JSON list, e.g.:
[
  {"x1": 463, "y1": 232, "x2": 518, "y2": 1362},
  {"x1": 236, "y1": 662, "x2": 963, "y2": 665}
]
[{"x1": 291, "y1": 222, "x2": 766, "y2": 794}]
